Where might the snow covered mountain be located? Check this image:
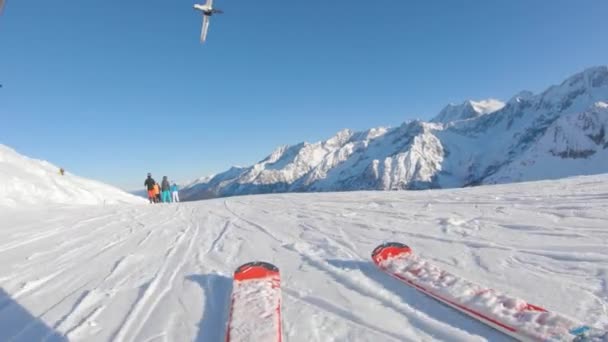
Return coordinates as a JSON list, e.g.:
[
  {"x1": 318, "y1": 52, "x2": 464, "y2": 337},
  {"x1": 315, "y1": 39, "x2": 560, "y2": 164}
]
[
  {"x1": 431, "y1": 99, "x2": 505, "y2": 124},
  {"x1": 0, "y1": 145, "x2": 145, "y2": 207},
  {"x1": 182, "y1": 66, "x2": 608, "y2": 200}
]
